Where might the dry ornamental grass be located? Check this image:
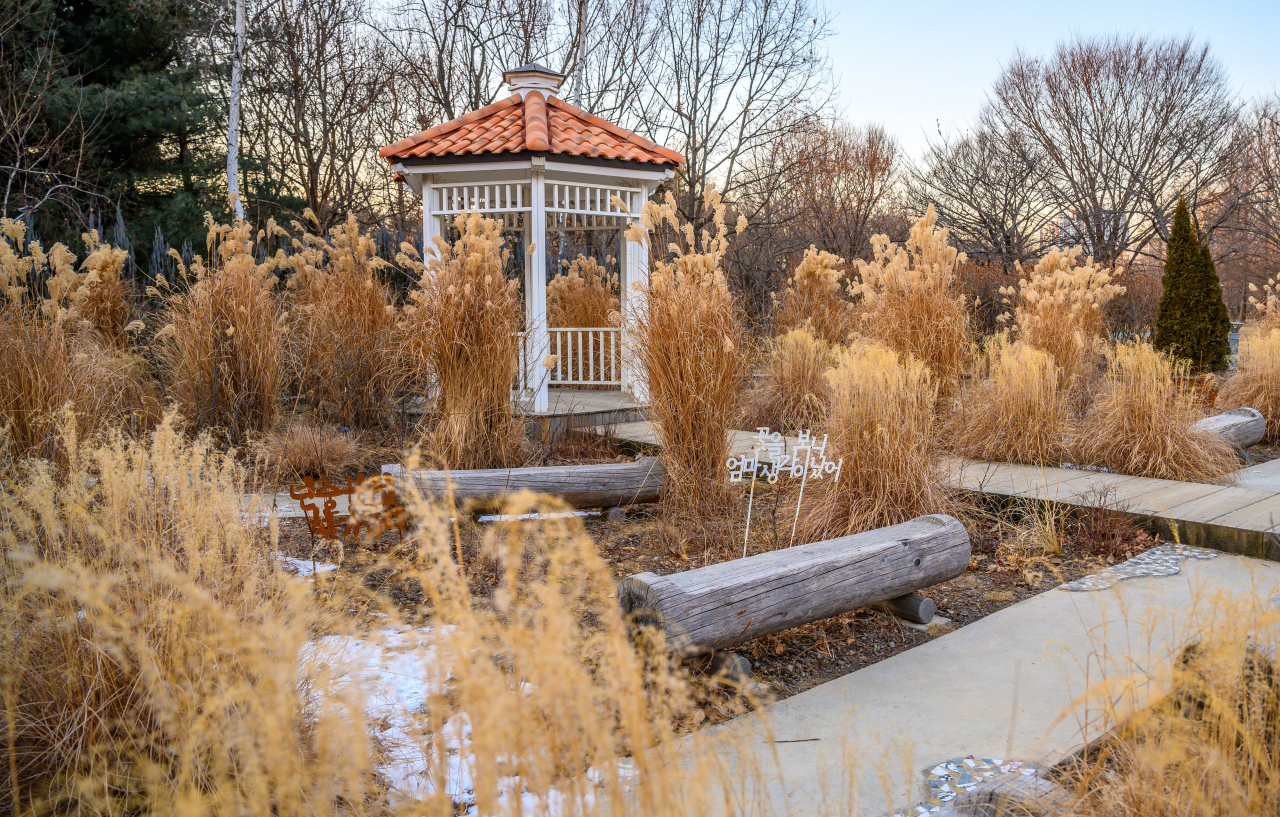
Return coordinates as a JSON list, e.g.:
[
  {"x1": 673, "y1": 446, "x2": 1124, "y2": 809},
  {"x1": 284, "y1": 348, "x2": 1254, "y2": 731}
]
[
  {"x1": 801, "y1": 341, "x2": 950, "y2": 540},
  {"x1": 398, "y1": 212, "x2": 524, "y2": 470},
  {"x1": 1218, "y1": 327, "x2": 1280, "y2": 442},
  {"x1": 629, "y1": 190, "x2": 751, "y2": 551},
  {"x1": 849, "y1": 206, "x2": 972, "y2": 392},
  {"x1": 741, "y1": 328, "x2": 832, "y2": 434},
  {"x1": 770, "y1": 246, "x2": 855, "y2": 345},
  {"x1": 547, "y1": 253, "x2": 619, "y2": 328},
  {"x1": 950, "y1": 334, "x2": 1073, "y2": 466},
  {"x1": 1075, "y1": 340, "x2": 1237, "y2": 482}
]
